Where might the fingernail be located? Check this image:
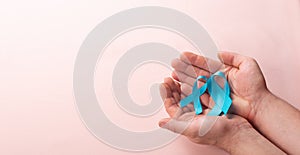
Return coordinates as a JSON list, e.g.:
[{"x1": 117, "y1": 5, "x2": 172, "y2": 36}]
[{"x1": 159, "y1": 121, "x2": 167, "y2": 128}]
